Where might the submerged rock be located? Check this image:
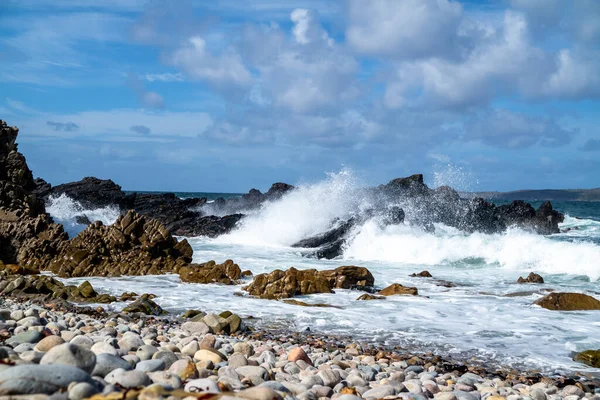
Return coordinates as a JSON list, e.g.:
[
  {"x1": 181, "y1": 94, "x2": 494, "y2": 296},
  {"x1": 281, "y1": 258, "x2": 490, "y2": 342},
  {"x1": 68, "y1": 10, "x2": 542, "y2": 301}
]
[
  {"x1": 179, "y1": 259, "x2": 242, "y2": 285},
  {"x1": 356, "y1": 294, "x2": 386, "y2": 301},
  {"x1": 410, "y1": 270, "x2": 433, "y2": 278},
  {"x1": 244, "y1": 266, "x2": 374, "y2": 299},
  {"x1": 534, "y1": 292, "x2": 600, "y2": 311},
  {"x1": 282, "y1": 299, "x2": 341, "y2": 308},
  {"x1": 573, "y1": 349, "x2": 600, "y2": 367},
  {"x1": 517, "y1": 272, "x2": 544, "y2": 284}
]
